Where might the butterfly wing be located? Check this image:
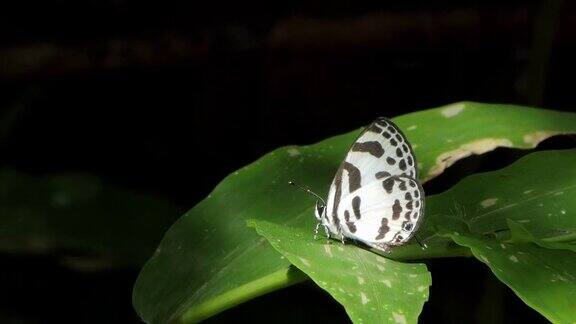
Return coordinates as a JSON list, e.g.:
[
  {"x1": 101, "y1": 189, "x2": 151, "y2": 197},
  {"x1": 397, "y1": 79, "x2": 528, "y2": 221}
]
[
  {"x1": 323, "y1": 117, "x2": 419, "y2": 236},
  {"x1": 345, "y1": 117, "x2": 418, "y2": 181},
  {"x1": 335, "y1": 175, "x2": 425, "y2": 248}
]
